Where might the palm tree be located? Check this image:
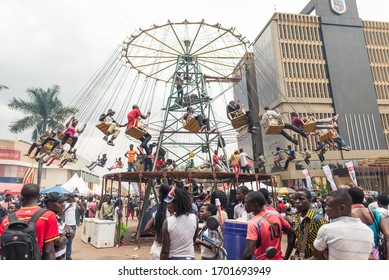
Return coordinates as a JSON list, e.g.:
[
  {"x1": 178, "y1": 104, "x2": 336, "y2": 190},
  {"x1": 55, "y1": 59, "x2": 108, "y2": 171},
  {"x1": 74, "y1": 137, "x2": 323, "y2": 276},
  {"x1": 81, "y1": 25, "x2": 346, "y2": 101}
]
[{"x1": 8, "y1": 84, "x2": 77, "y2": 141}]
